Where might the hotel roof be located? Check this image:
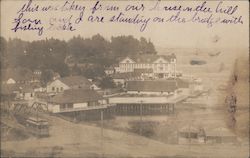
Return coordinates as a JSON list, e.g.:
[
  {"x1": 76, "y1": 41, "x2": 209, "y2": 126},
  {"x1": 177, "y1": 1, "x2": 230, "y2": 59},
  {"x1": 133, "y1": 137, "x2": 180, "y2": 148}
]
[
  {"x1": 109, "y1": 94, "x2": 188, "y2": 104},
  {"x1": 126, "y1": 80, "x2": 178, "y2": 92},
  {"x1": 49, "y1": 89, "x2": 103, "y2": 104},
  {"x1": 111, "y1": 72, "x2": 141, "y2": 79},
  {"x1": 121, "y1": 54, "x2": 176, "y2": 63}
]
